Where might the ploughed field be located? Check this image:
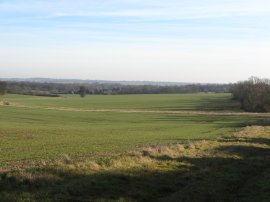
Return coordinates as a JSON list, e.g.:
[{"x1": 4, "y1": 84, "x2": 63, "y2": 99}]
[{"x1": 1, "y1": 93, "x2": 270, "y2": 202}]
